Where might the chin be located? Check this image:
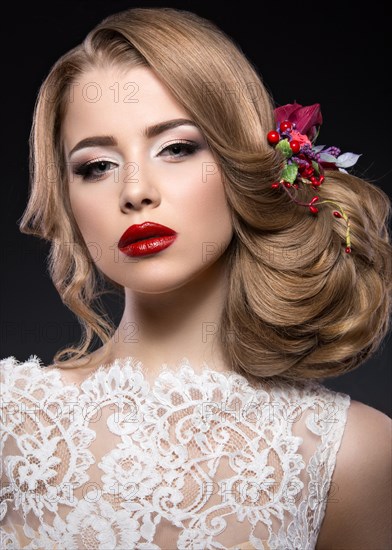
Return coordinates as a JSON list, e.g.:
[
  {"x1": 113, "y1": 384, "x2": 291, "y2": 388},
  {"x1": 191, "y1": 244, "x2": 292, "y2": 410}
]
[
  {"x1": 112, "y1": 260, "x2": 222, "y2": 294},
  {"x1": 110, "y1": 268, "x2": 196, "y2": 294}
]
